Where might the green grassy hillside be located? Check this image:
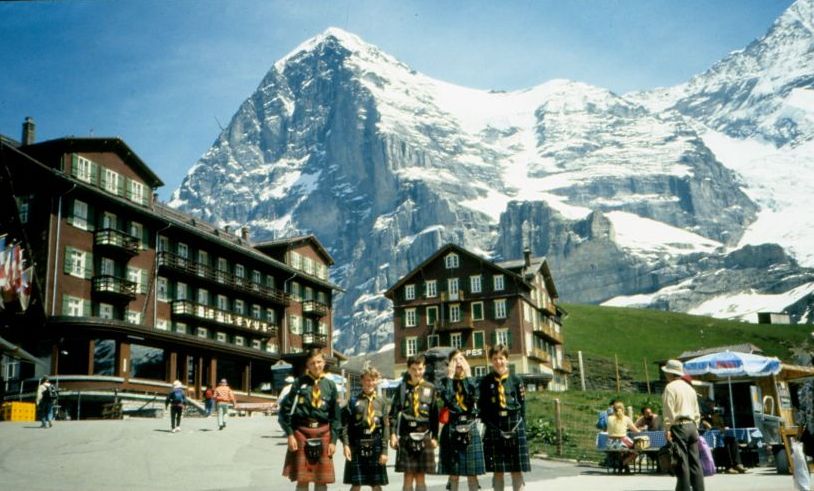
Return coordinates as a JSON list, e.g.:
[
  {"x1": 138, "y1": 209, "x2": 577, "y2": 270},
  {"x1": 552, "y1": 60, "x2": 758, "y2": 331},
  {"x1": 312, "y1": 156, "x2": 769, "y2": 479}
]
[{"x1": 561, "y1": 303, "x2": 811, "y2": 381}]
